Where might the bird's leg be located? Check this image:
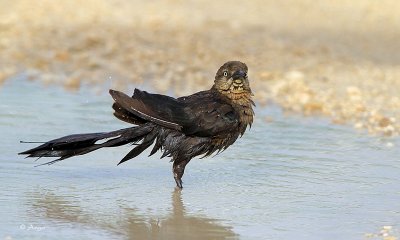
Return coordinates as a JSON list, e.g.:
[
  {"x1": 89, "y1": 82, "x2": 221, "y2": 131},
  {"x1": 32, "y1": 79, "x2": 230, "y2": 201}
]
[{"x1": 173, "y1": 160, "x2": 188, "y2": 189}]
